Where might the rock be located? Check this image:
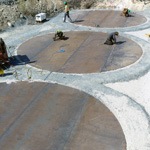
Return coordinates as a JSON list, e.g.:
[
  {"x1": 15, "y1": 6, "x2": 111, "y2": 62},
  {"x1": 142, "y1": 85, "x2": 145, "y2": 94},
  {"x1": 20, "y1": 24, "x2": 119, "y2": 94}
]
[
  {"x1": 7, "y1": 21, "x2": 12, "y2": 27},
  {"x1": 0, "y1": 8, "x2": 4, "y2": 12},
  {"x1": 7, "y1": 21, "x2": 14, "y2": 27}
]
